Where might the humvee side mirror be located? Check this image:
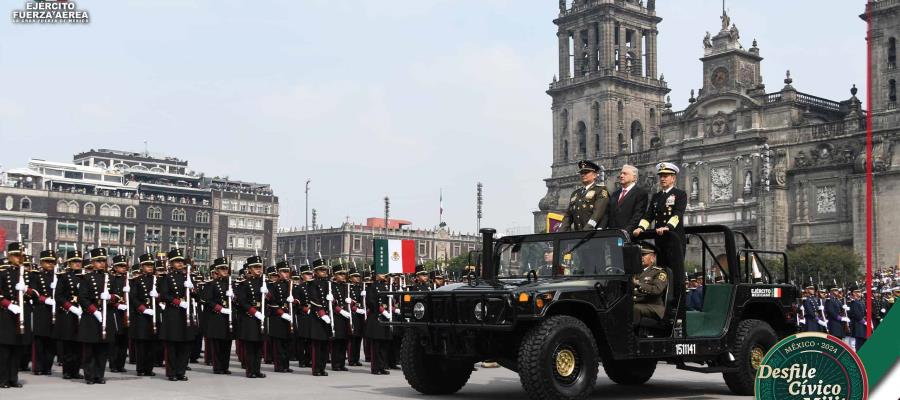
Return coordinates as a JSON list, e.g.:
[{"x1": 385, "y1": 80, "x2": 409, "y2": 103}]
[{"x1": 622, "y1": 243, "x2": 642, "y2": 275}]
